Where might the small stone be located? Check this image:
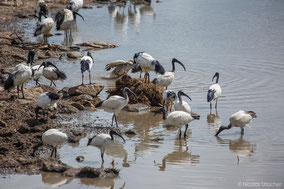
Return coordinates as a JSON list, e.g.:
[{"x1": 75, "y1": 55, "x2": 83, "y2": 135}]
[
  {"x1": 76, "y1": 156, "x2": 85, "y2": 162},
  {"x1": 67, "y1": 52, "x2": 82, "y2": 59},
  {"x1": 68, "y1": 83, "x2": 104, "y2": 97},
  {"x1": 0, "y1": 120, "x2": 7, "y2": 127},
  {"x1": 71, "y1": 102, "x2": 85, "y2": 110}
]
